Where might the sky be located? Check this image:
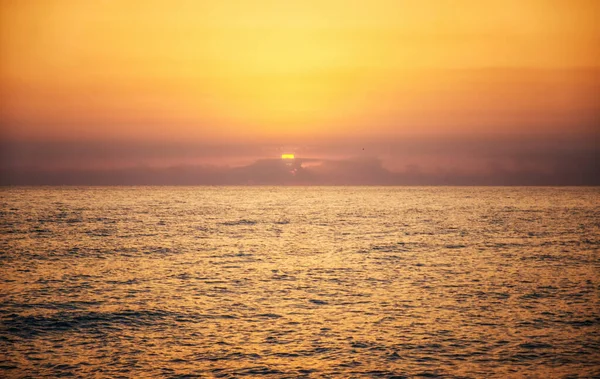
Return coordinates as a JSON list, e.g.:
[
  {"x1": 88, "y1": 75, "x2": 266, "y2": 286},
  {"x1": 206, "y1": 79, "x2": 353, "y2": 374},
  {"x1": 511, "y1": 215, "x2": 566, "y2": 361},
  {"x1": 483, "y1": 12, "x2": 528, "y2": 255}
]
[{"x1": 0, "y1": 0, "x2": 598, "y2": 184}]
